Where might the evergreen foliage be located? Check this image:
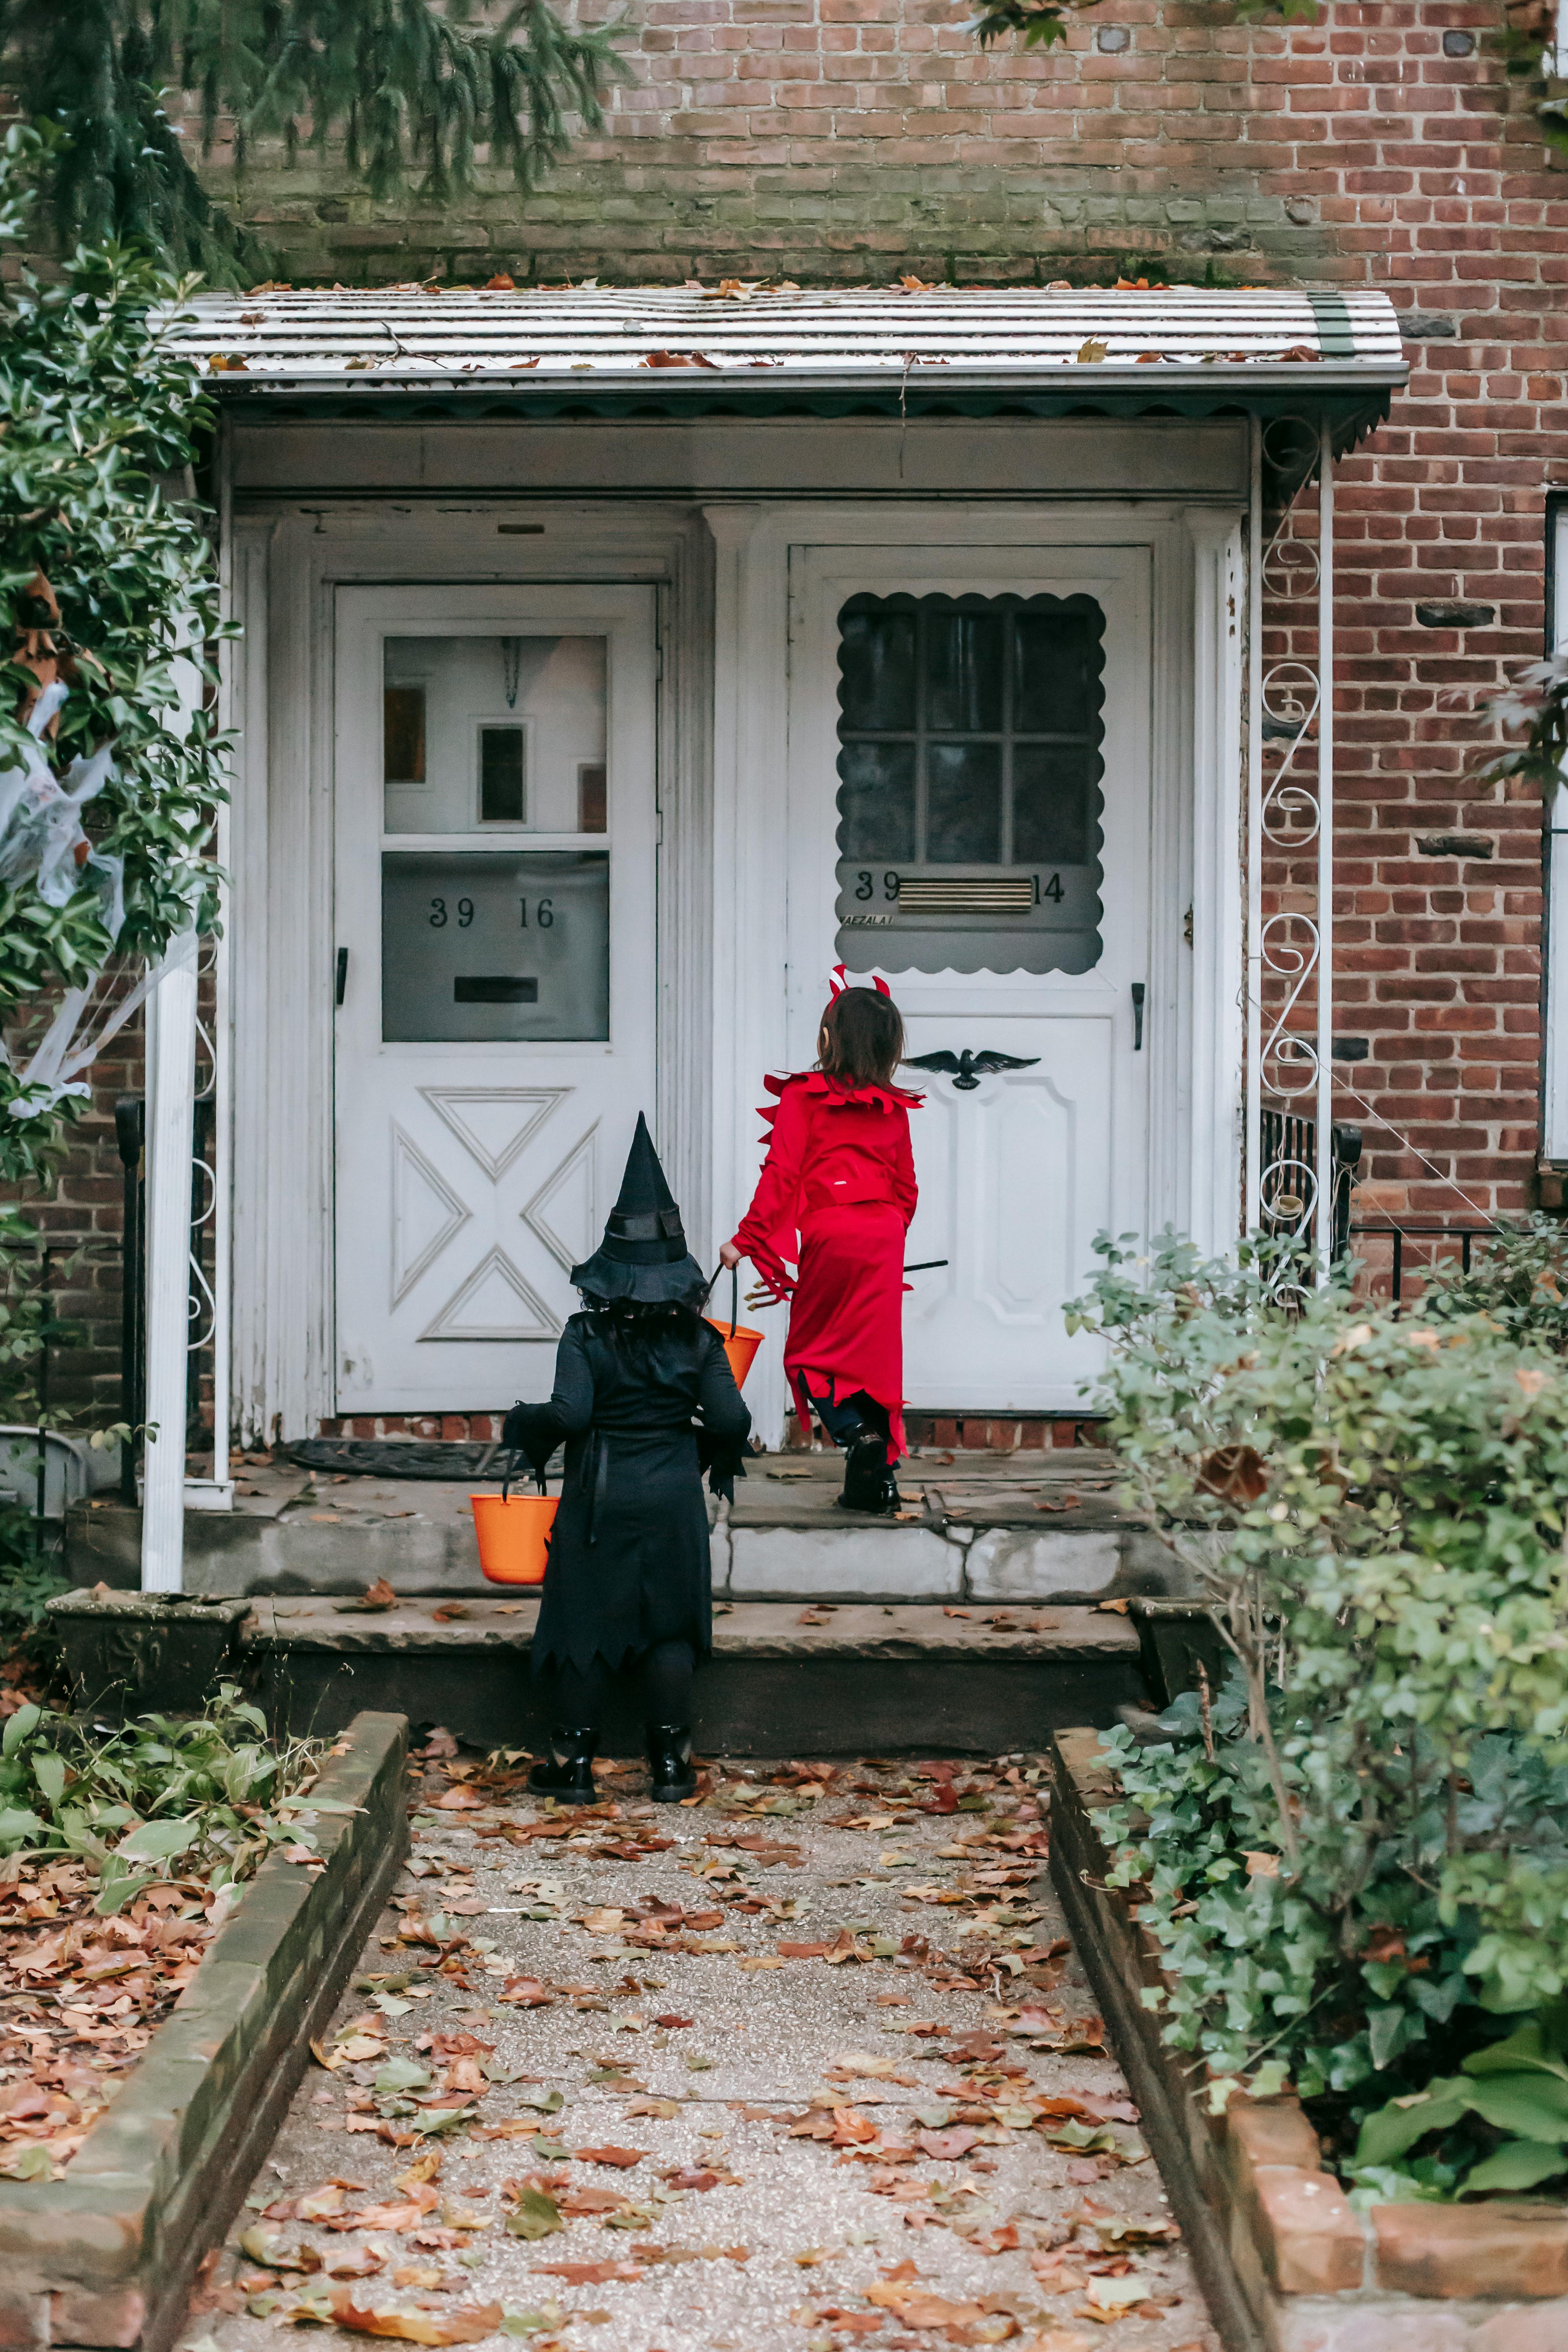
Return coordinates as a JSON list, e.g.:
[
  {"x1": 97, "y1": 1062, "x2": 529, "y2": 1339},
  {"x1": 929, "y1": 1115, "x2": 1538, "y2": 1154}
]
[{"x1": 0, "y1": 0, "x2": 626, "y2": 281}]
